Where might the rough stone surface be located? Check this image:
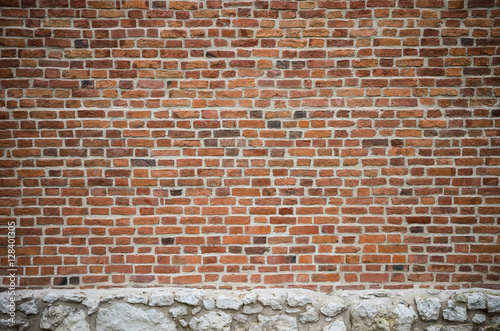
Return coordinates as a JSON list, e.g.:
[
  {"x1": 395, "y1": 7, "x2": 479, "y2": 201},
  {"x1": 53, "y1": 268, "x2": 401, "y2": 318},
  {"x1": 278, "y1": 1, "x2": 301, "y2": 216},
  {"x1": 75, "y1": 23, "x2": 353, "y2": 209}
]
[
  {"x1": 300, "y1": 306, "x2": 320, "y2": 324},
  {"x1": 18, "y1": 298, "x2": 39, "y2": 315},
  {"x1": 0, "y1": 319, "x2": 30, "y2": 331},
  {"x1": 40, "y1": 305, "x2": 73, "y2": 330},
  {"x1": 323, "y1": 319, "x2": 347, "y2": 331},
  {"x1": 257, "y1": 292, "x2": 284, "y2": 310},
  {"x1": 62, "y1": 294, "x2": 86, "y2": 303},
  {"x1": 242, "y1": 292, "x2": 257, "y2": 305},
  {"x1": 286, "y1": 307, "x2": 302, "y2": 314},
  {"x1": 149, "y1": 292, "x2": 174, "y2": 307},
  {"x1": 320, "y1": 302, "x2": 347, "y2": 317},
  {"x1": 287, "y1": 292, "x2": 313, "y2": 307},
  {"x1": 472, "y1": 314, "x2": 486, "y2": 324},
  {"x1": 96, "y1": 303, "x2": 177, "y2": 331},
  {"x1": 255, "y1": 314, "x2": 298, "y2": 331},
  {"x1": 243, "y1": 304, "x2": 263, "y2": 314},
  {"x1": 54, "y1": 308, "x2": 90, "y2": 331},
  {"x1": 3, "y1": 289, "x2": 500, "y2": 331},
  {"x1": 487, "y1": 295, "x2": 500, "y2": 313},
  {"x1": 467, "y1": 293, "x2": 486, "y2": 310},
  {"x1": 82, "y1": 299, "x2": 99, "y2": 315},
  {"x1": 203, "y1": 298, "x2": 215, "y2": 310},
  {"x1": 425, "y1": 325, "x2": 473, "y2": 331},
  {"x1": 216, "y1": 296, "x2": 243, "y2": 310},
  {"x1": 189, "y1": 311, "x2": 232, "y2": 331},
  {"x1": 416, "y1": 297, "x2": 441, "y2": 321},
  {"x1": 350, "y1": 302, "x2": 393, "y2": 331},
  {"x1": 234, "y1": 314, "x2": 248, "y2": 323},
  {"x1": 42, "y1": 293, "x2": 59, "y2": 304},
  {"x1": 393, "y1": 303, "x2": 418, "y2": 331},
  {"x1": 443, "y1": 300, "x2": 467, "y2": 323},
  {"x1": 169, "y1": 305, "x2": 188, "y2": 318},
  {"x1": 127, "y1": 294, "x2": 148, "y2": 305},
  {"x1": 0, "y1": 297, "x2": 10, "y2": 314},
  {"x1": 175, "y1": 291, "x2": 204, "y2": 306}
]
